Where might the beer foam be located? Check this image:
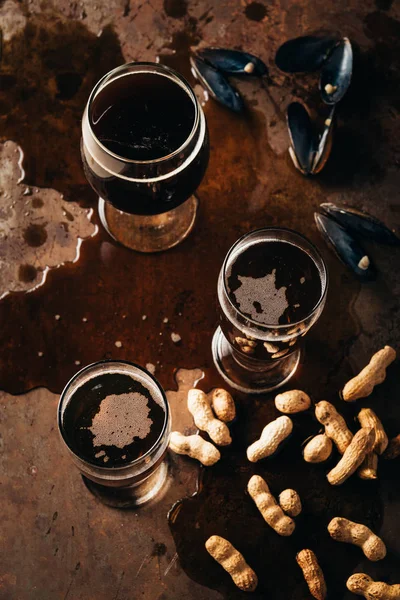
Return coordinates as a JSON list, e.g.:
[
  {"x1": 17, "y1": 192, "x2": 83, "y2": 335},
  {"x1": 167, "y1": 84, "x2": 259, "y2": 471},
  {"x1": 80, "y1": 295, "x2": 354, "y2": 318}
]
[
  {"x1": 233, "y1": 269, "x2": 289, "y2": 324},
  {"x1": 89, "y1": 392, "x2": 152, "y2": 449}
]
